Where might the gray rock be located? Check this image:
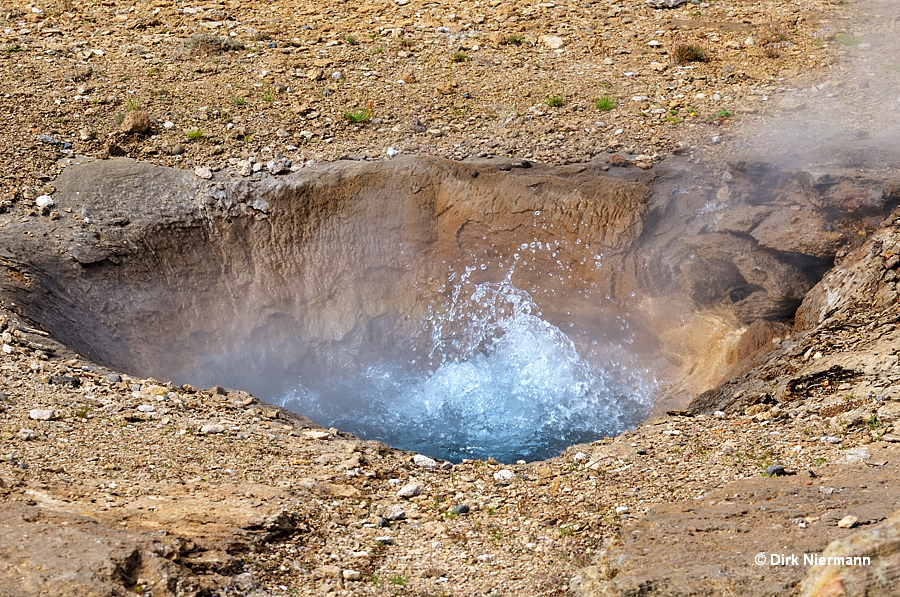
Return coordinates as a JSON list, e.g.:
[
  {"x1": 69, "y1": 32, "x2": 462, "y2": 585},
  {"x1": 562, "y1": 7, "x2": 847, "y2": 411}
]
[
  {"x1": 36, "y1": 134, "x2": 60, "y2": 145},
  {"x1": 17, "y1": 429, "x2": 38, "y2": 441},
  {"x1": 646, "y1": 0, "x2": 688, "y2": 7},
  {"x1": 386, "y1": 505, "x2": 406, "y2": 521},
  {"x1": 397, "y1": 483, "x2": 423, "y2": 498},
  {"x1": 449, "y1": 504, "x2": 469, "y2": 516},
  {"x1": 765, "y1": 464, "x2": 787, "y2": 477},
  {"x1": 107, "y1": 374, "x2": 122, "y2": 383},
  {"x1": 374, "y1": 535, "x2": 394, "y2": 544},
  {"x1": 200, "y1": 423, "x2": 226, "y2": 434},
  {"x1": 266, "y1": 160, "x2": 287, "y2": 175}
]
